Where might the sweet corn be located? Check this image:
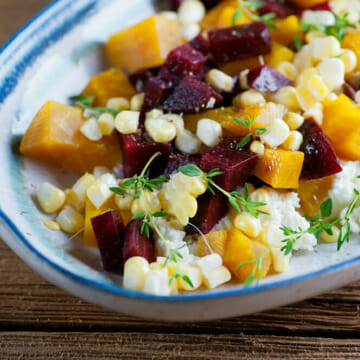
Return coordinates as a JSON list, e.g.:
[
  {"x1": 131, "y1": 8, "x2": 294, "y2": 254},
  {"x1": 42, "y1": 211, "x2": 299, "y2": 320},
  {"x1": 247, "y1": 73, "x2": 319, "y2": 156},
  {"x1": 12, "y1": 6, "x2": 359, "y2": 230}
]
[
  {"x1": 271, "y1": 247, "x2": 291, "y2": 273},
  {"x1": 250, "y1": 188, "x2": 271, "y2": 212},
  {"x1": 258, "y1": 224, "x2": 284, "y2": 247},
  {"x1": 293, "y1": 44, "x2": 315, "y2": 73},
  {"x1": 115, "y1": 194, "x2": 133, "y2": 210},
  {"x1": 93, "y1": 166, "x2": 110, "y2": 179},
  {"x1": 175, "y1": 129, "x2": 202, "y2": 154},
  {"x1": 233, "y1": 89, "x2": 266, "y2": 108},
  {"x1": 239, "y1": 69, "x2": 249, "y2": 89},
  {"x1": 43, "y1": 219, "x2": 61, "y2": 231},
  {"x1": 306, "y1": 75, "x2": 330, "y2": 101},
  {"x1": 311, "y1": 36, "x2": 341, "y2": 60},
  {"x1": 64, "y1": 189, "x2": 84, "y2": 212},
  {"x1": 205, "y1": 69, "x2": 234, "y2": 92},
  {"x1": 177, "y1": 263, "x2": 202, "y2": 291},
  {"x1": 304, "y1": 102, "x2": 323, "y2": 125},
  {"x1": 72, "y1": 173, "x2": 96, "y2": 204},
  {"x1": 181, "y1": 23, "x2": 201, "y2": 41},
  {"x1": 37, "y1": 182, "x2": 66, "y2": 214},
  {"x1": 272, "y1": 86, "x2": 301, "y2": 112},
  {"x1": 202, "y1": 265, "x2": 232, "y2": 289},
  {"x1": 159, "y1": 11, "x2": 178, "y2": 21},
  {"x1": 284, "y1": 112, "x2": 304, "y2": 130},
  {"x1": 86, "y1": 180, "x2": 113, "y2": 209},
  {"x1": 114, "y1": 110, "x2": 140, "y2": 134},
  {"x1": 171, "y1": 172, "x2": 207, "y2": 197},
  {"x1": 276, "y1": 62, "x2": 297, "y2": 81},
  {"x1": 321, "y1": 226, "x2": 340, "y2": 243},
  {"x1": 338, "y1": 49, "x2": 357, "y2": 74},
  {"x1": 317, "y1": 58, "x2": 345, "y2": 91},
  {"x1": 305, "y1": 30, "x2": 325, "y2": 44},
  {"x1": 297, "y1": 68, "x2": 319, "y2": 86},
  {"x1": 97, "y1": 113, "x2": 115, "y2": 135},
  {"x1": 80, "y1": 117, "x2": 103, "y2": 141},
  {"x1": 250, "y1": 140, "x2": 265, "y2": 156},
  {"x1": 156, "y1": 257, "x2": 177, "y2": 277},
  {"x1": 296, "y1": 85, "x2": 318, "y2": 111},
  {"x1": 56, "y1": 205, "x2": 84, "y2": 234},
  {"x1": 123, "y1": 257, "x2": 150, "y2": 291},
  {"x1": 99, "y1": 173, "x2": 118, "y2": 188},
  {"x1": 260, "y1": 118, "x2": 290, "y2": 148},
  {"x1": 178, "y1": 0, "x2": 206, "y2": 24},
  {"x1": 149, "y1": 262, "x2": 169, "y2": 274},
  {"x1": 146, "y1": 109, "x2": 163, "y2": 119},
  {"x1": 130, "y1": 93, "x2": 145, "y2": 111},
  {"x1": 143, "y1": 270, "x2": 170, "y2": 295},
  {"x1": 164, "y1": 114, "x2": 184, "y2": 135},
  {"x1": 301, "y1": 10, "x2": 335, "y2": 26},
  {"x1": 131, "y1": 190, "x2": 161, "y2": 215},
  {"x1": 234, "y1": 212, "x2": 262, "y2": 238},
  {"x1": 196, "y1": 118, "x2": 222, "y2": 147},
  {"x1": 281, "y1": 130, "x2": 303, "y2": 151},
  {"x1": 106, "y1": 97, "x2": 129, "y2": 111},
  {"x1": 145, "y1": 117, "x2": 177, "y2": 143},
  {"x1": 196, "y1": 253, "x2": 223, "y2": 273}
]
